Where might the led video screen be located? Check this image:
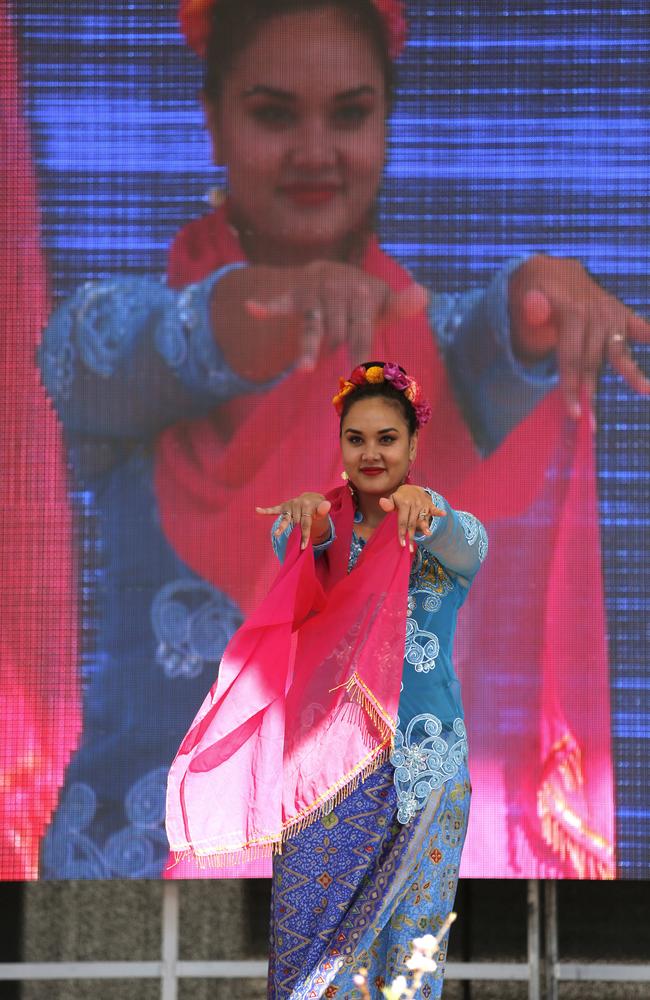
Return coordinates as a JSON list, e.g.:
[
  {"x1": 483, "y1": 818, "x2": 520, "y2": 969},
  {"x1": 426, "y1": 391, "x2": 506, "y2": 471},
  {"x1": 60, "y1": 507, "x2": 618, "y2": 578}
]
[{"x1": 2, "y1": 0, "x2": 648, "y2": 880}]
